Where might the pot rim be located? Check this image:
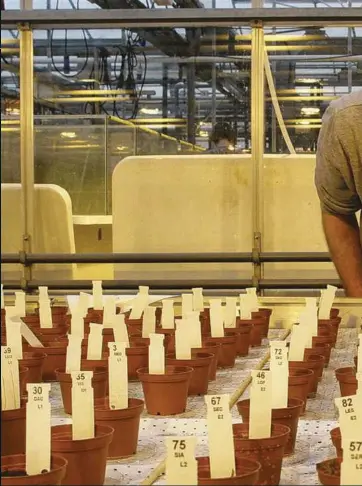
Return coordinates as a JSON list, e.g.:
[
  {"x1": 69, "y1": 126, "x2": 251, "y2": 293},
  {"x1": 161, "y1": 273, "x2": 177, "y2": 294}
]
[{"x1": 1, "y1": 453, "x2": 68, "y2": 478}]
